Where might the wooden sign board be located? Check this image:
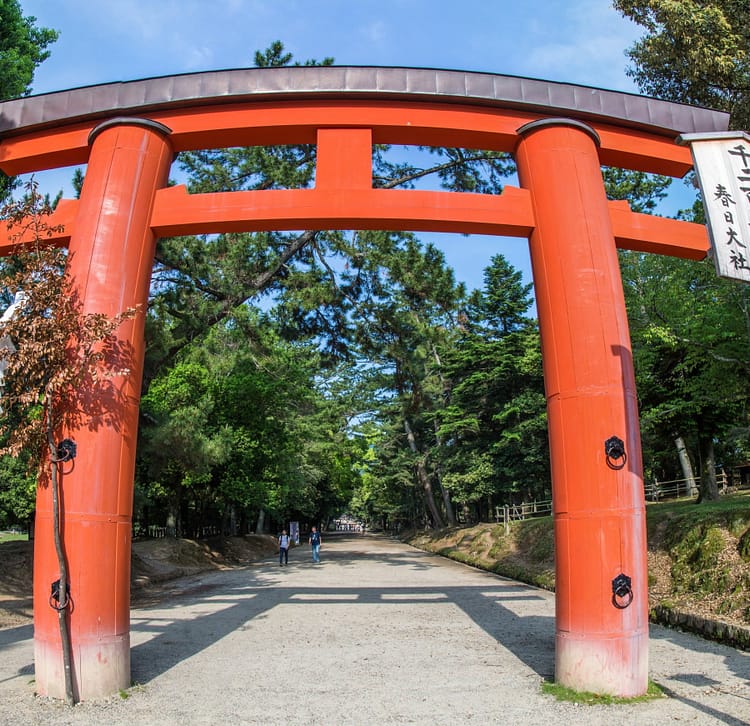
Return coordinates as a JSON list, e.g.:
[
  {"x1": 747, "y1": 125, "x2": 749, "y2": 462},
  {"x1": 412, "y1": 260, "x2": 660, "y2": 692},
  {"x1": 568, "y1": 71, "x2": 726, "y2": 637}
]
[{"x1": 680, "y1": 131, "x2": 750, "y2": 283}]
